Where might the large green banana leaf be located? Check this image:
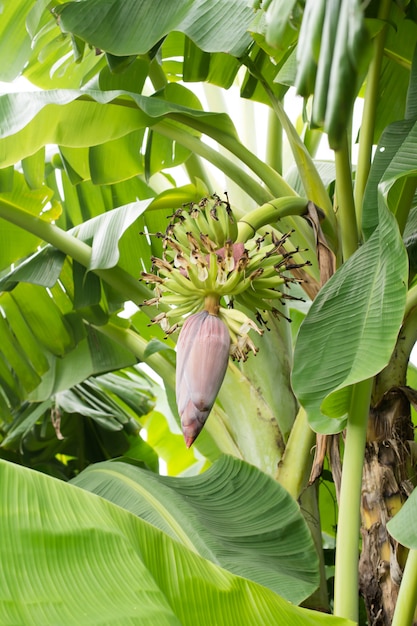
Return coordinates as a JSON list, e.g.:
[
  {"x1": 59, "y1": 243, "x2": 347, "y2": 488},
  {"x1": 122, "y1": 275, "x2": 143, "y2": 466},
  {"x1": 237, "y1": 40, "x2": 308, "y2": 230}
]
[
  {"x1": 292, "y1": 203, "x2": 408, "y2": 433},
  {"x1": 72, "y1": 455, "x2": 318, "y2": 604},
  {"x1": 56, "y1": 0, "x2": 253, "y2": 57},
  {"x1": 0, "y1": 87, "x2": 237, "y2": 168},
  {"x1": 0, "y1": 457, "x2": 353, "y2": 626}
]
